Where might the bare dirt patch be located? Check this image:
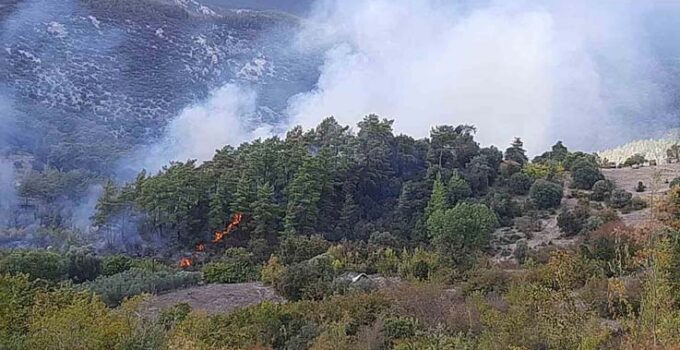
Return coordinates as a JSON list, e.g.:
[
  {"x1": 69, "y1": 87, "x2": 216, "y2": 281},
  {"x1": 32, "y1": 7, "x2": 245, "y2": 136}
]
[
  {"x1": 141, "y1": 282, "x2": 284, "y2": 317},
  {"x1": 602, "y1": 163, "x2": 679, "y2": 197},
  {"x1": 603, "y1": 163, "x2": 679, "y2": 227}
]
